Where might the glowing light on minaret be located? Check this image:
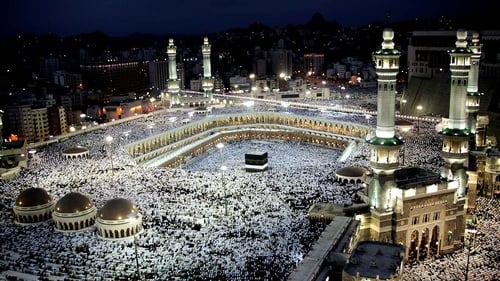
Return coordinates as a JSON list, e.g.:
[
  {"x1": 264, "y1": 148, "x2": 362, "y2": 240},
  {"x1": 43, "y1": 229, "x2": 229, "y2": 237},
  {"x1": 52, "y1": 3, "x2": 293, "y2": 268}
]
[
  {"x1": 167, "y1": 38, "x2": 180, "y2": 106},
  {"x1": 201, "y1": 37, "x2": 214, "y2": 98},
  {"x1": 440, "y1": 29, "x2": 472, "y2": 197}
]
